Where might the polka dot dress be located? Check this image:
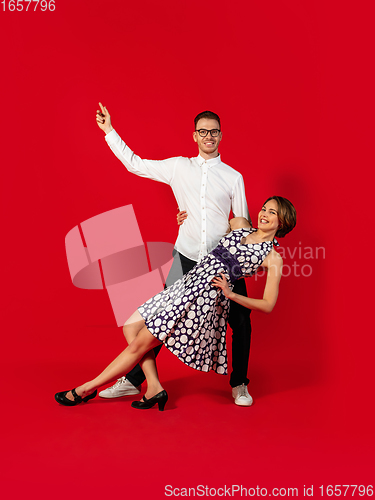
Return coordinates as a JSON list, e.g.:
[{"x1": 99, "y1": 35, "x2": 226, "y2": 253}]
[{"x1": 138, "y1": 228, "x2": 277, "y2": 375}]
